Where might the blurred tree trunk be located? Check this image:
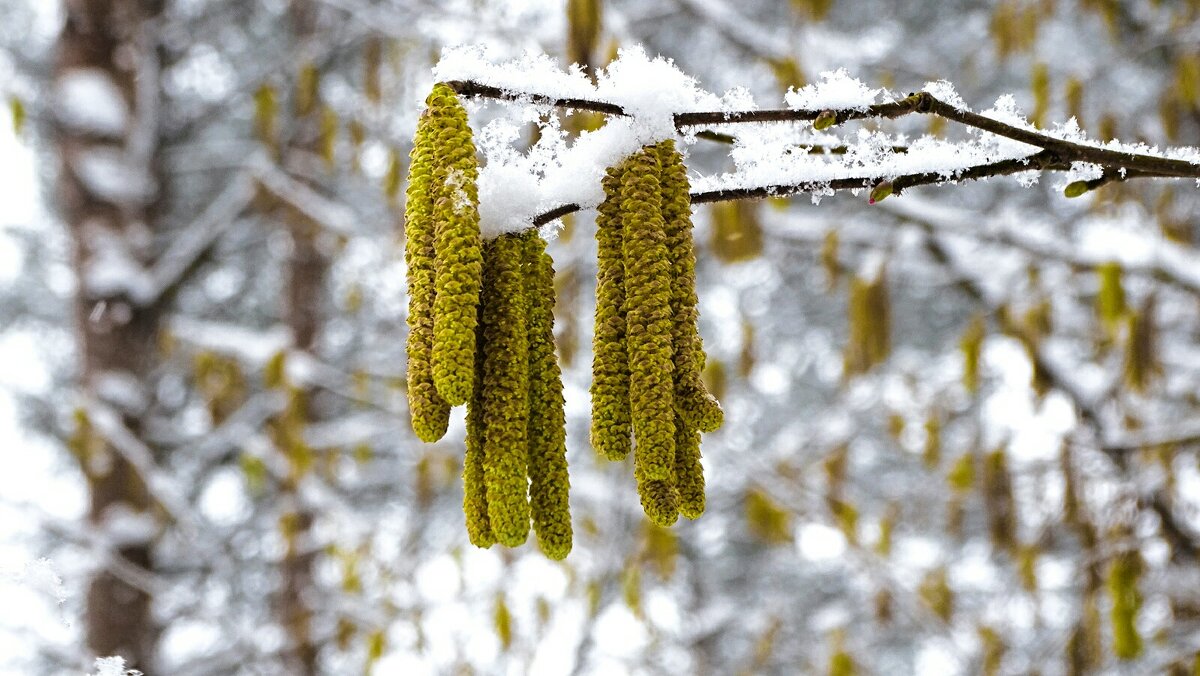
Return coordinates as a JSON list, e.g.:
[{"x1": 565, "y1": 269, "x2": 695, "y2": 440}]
[
  {"x1": 276, "y1": 1, "x2": 327, "y2": 672},
  {"x1": 54, "y1": 0, "x2": 167, "y2": 669}
]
